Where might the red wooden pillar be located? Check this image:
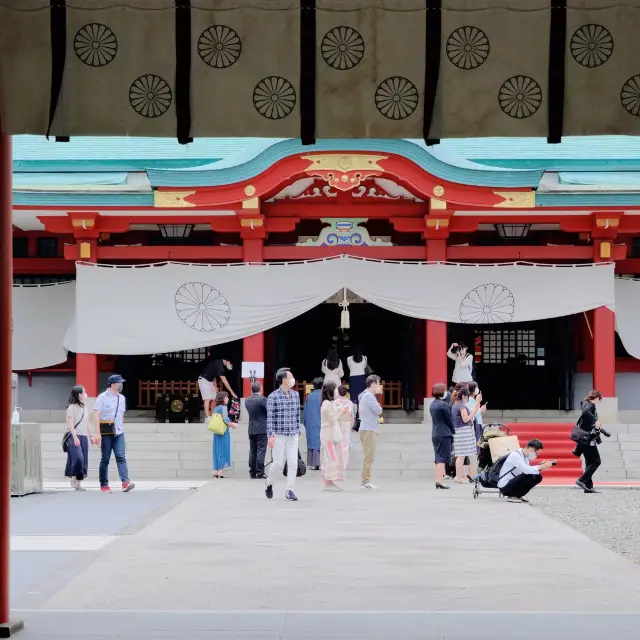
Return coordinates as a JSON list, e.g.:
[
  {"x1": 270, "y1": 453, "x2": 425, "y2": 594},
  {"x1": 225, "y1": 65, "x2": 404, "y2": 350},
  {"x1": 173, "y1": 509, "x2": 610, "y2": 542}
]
[
  {"x1": 75, "y1": 238, "x2": 98, "y2": 397},
  {"x1": 590, "y1": 215, "x2": 620, "y2": 419},
  {"x1": 77, "y1": 354, "x2": 98, "y2": 397},
  {"x1": 241, "y1": 227, "x2": 265, "y2": 397},
  {"x1": 424, "y1": 234, "x2": 448, "y2": 398},
  {"x1": 2, "y1": 131, "x2": 23, "y2": 634},
  {"x1": 593, "y1": 306, "x2": 616, "y2": 398}
]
